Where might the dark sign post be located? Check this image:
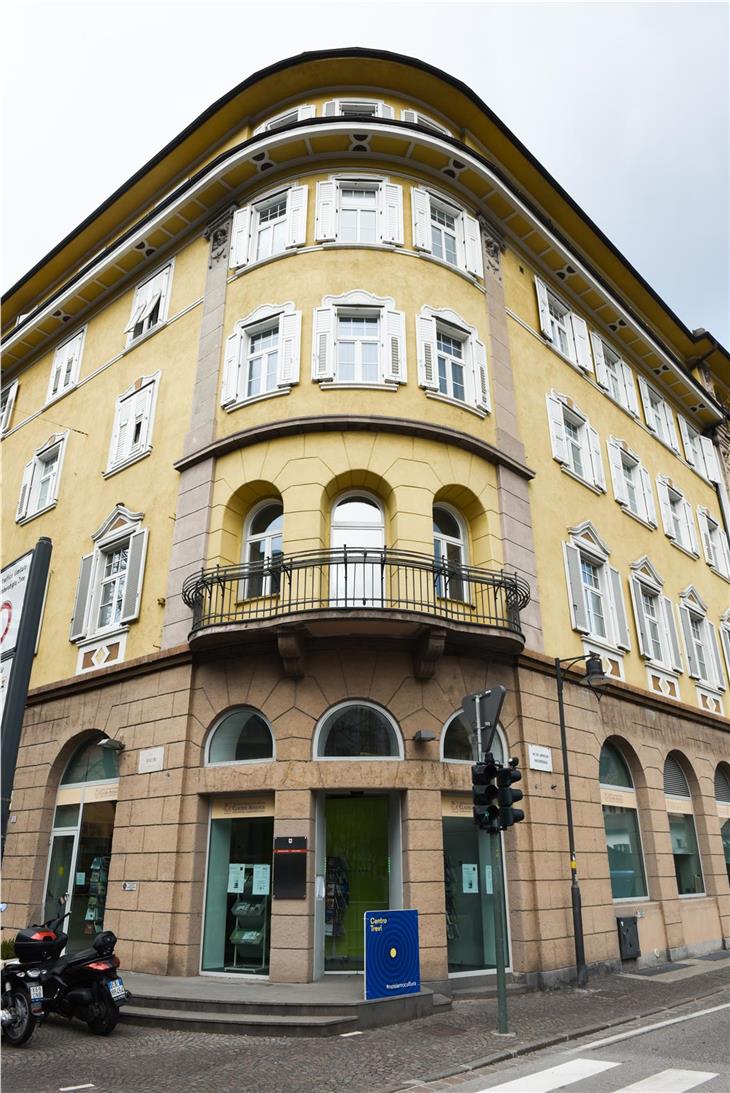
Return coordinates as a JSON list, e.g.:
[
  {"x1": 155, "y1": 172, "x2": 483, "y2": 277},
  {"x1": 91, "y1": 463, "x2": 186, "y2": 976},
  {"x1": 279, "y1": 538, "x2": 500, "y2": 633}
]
[{"x1": 1, "y1": 538, "x2": 52, "y2": 855}]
